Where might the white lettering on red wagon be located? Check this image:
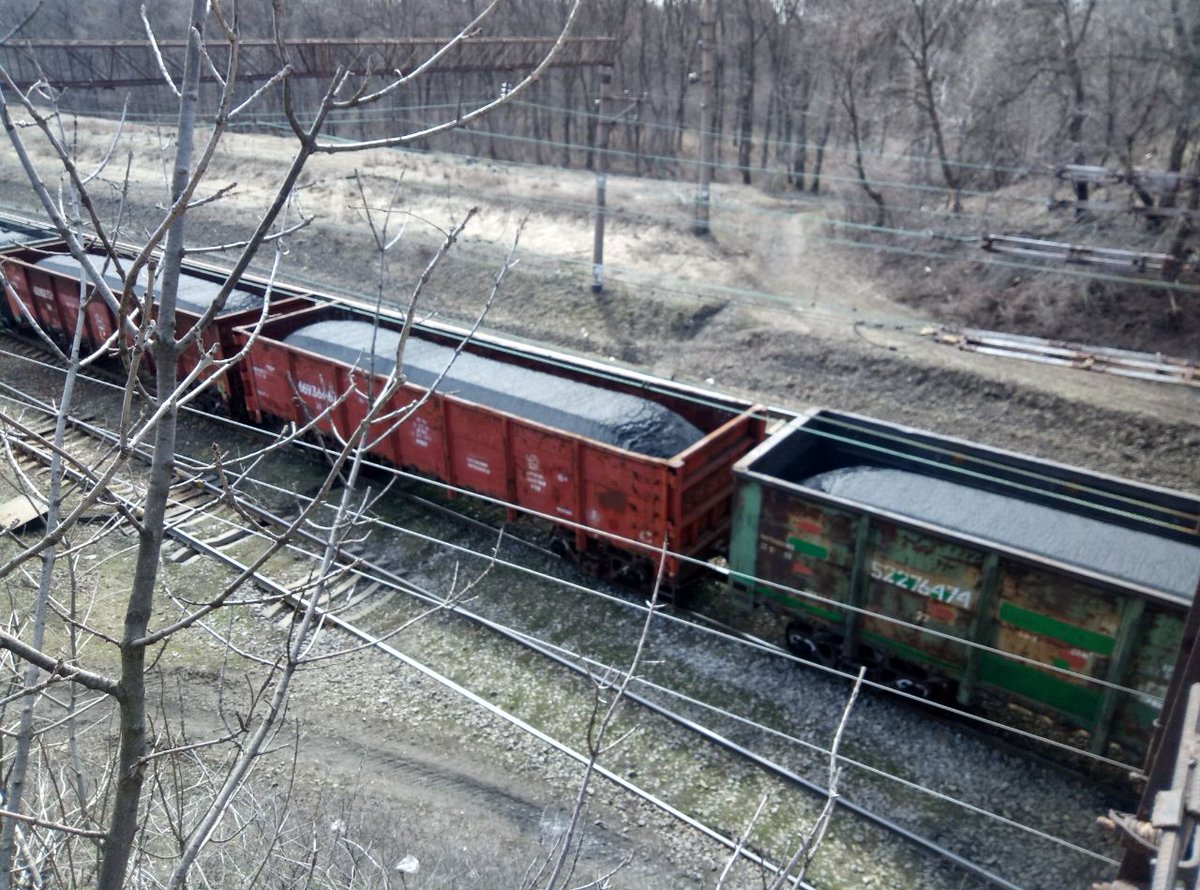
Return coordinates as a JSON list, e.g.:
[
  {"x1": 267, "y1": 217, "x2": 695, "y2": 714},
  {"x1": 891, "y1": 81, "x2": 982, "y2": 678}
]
[
  {"x1": 525, "y1": 454, "x2": 546, "y2": 493},
  {"x1": 466, "y1": 456, "x2": 490, "y2": 475},
  {"x1": 411, "y1": 416, "x2": 431, "y2": 448},
  {"x1": 297, "y1": 379, "x2": 337, "y2": 404}
]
